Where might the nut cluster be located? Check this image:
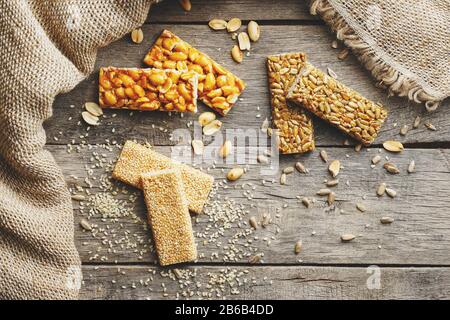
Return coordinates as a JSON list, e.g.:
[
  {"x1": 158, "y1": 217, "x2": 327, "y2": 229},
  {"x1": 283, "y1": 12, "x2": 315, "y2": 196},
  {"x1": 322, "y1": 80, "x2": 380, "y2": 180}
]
[
  {"x1": 99, "y1": 67, "x2": 198, "y2": 112},
  {"x1": 287, "y1": 63, "x2": 388, "y2": 145},
  {"x1": 143, "y1": 30, "x2": 246, "y2": 115},
  {"x1": 267, "y1": 53, "x2": 315, "y2": 154}
]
